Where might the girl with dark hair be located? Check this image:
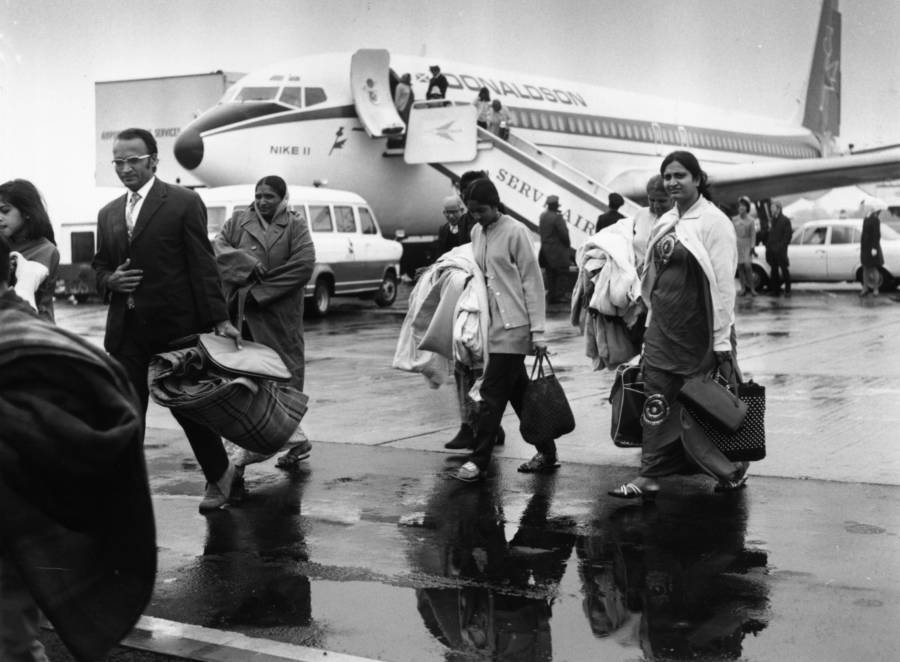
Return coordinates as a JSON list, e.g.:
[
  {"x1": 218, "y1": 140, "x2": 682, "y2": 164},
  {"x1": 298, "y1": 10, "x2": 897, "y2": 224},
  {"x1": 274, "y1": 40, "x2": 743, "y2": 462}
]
[
  {"x1": 609, "y1": 151, "x2": 748, "y2": 499},
  {"x1": 0, "y1": 179, "x2": 60, "y2": 321},
  {"x1": 453, "y1": 179, "x2": 555, "y2": 482},
  {"x1": 214, "y1": 176, "x2": 316, "y2": 478}
]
